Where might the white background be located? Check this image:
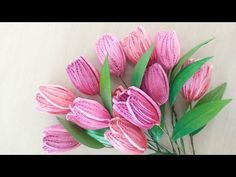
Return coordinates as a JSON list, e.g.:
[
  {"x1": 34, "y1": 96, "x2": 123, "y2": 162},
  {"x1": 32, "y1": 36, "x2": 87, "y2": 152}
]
[{"x1": 0, "y1": 23, "x2": 235, "y2": 154}]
